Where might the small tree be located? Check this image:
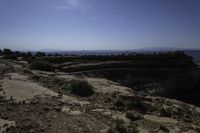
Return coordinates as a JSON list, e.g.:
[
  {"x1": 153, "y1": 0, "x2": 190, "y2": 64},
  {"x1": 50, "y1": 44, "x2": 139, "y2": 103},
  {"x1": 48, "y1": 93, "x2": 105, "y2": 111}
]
[
  {"x1": 0, "y1": 49, "x2": 2, "y2": 56},
  {"x1": 35, "y1": 52, "x2": 46, "y2": 57},
  {"x1": 2, "y1": 48, "x2": 13, "y2": 56},
  {"x1": 68, "y1": 80, "x2": 94, "y2": 97}
]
